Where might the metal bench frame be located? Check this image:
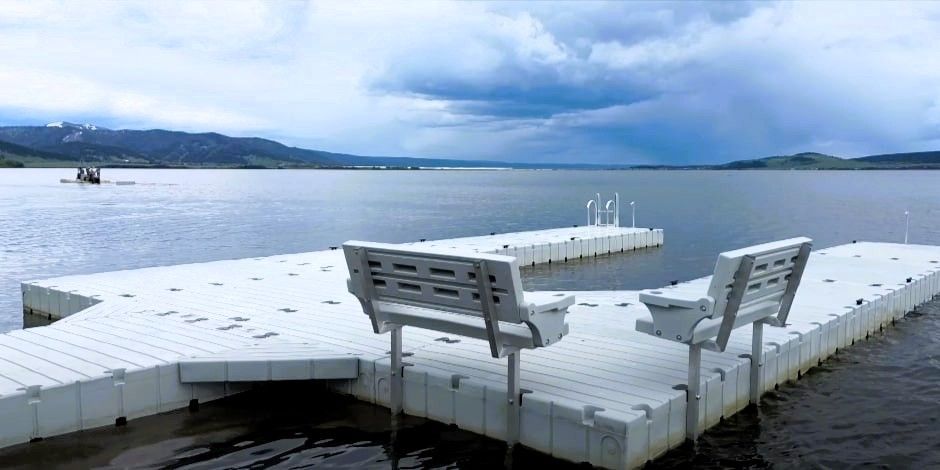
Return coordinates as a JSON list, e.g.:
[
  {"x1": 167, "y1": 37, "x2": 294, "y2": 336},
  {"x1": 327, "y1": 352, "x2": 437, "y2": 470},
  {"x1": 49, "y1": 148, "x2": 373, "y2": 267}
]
[
  {"x1": 636, "y1": 237, "x2": 812, "y2": 441},
  {"x1": 344, "y1": 241, "x2": 573, "y2": 446}
]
